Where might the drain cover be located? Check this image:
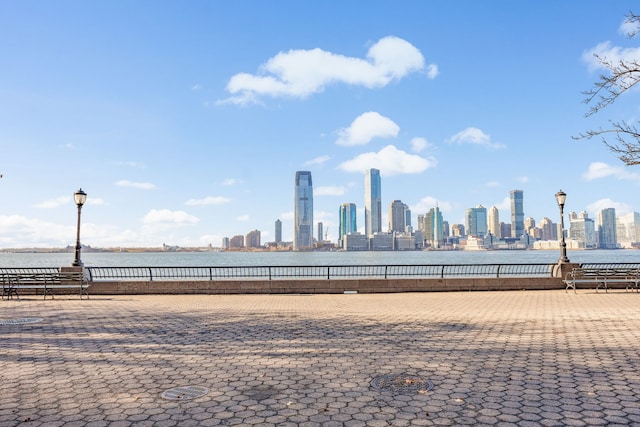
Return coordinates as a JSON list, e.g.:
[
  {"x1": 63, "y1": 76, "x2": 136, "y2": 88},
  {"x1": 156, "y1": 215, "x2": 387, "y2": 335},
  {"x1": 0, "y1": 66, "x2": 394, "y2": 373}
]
[
  {"x1": 0, "y1": 318, "x2": 43, "y2": 325},
  {"x1": 161, "y1": 385, "x2": 210, "y2": 401},
  {"x1": 371, "y1": 374, "x2": 434, "y2": 394}
]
